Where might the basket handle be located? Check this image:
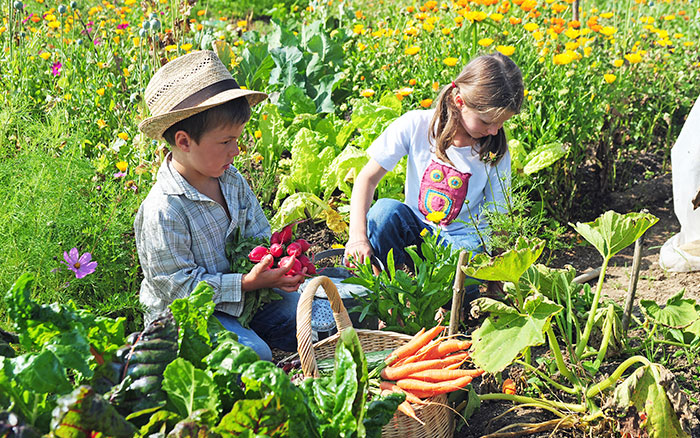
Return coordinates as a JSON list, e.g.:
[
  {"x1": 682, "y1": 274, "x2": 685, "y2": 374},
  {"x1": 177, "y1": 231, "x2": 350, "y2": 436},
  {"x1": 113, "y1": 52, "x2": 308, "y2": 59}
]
[{"x1": 296, "y1": 276, "x2": 354, "y2": 378}]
